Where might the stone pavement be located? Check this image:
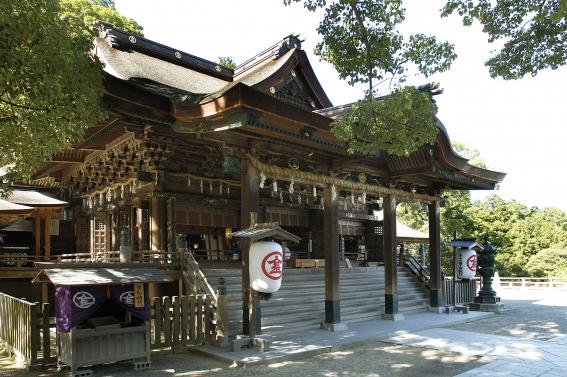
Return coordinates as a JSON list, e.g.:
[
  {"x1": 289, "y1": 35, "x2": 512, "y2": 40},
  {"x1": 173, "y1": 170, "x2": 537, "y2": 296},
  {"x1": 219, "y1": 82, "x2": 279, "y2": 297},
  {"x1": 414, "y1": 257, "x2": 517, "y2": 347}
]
[
  {"x1": 383, "y1": 289, "x2": 567, "y2": 377},
  {"x1": 195, "y1": 310, "x2": 492, "y2": 366}
]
